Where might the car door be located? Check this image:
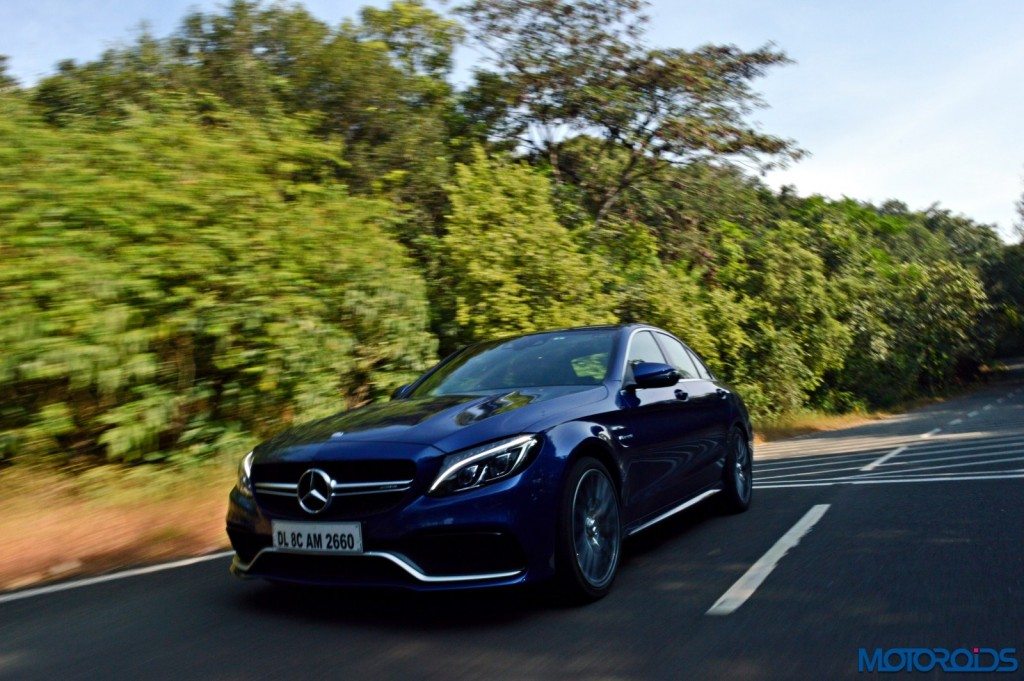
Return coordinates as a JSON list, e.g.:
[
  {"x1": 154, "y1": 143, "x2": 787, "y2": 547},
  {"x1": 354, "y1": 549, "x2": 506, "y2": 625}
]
[
  {"x1": 655, "y1": 333, "x2": 731, "y2": 494},
  {"x1": 610, "y1": 330, "x2": 703, "y2": 523}
]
